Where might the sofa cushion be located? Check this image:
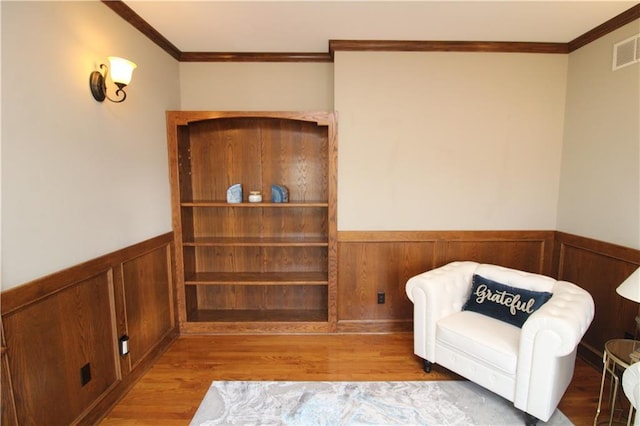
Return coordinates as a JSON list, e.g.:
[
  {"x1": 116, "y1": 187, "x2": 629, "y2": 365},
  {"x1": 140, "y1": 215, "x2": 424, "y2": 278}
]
[
  {"x1": 437, "y1": 311, "x2": 519, "y2": 375},
  {"x1": 463, "y1": 274, "x2": 552, "y2": 328}
]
